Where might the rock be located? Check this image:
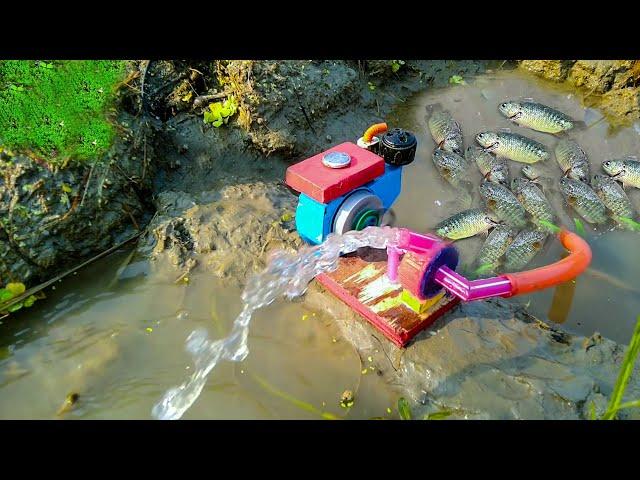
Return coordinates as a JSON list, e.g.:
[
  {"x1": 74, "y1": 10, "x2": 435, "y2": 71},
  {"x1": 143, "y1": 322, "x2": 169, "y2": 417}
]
[
  {"x1": 519, "y1": 59, "x2": 640, "y2": 127},
  {"x1": 519, "y1": 60, "x2": 575, "y2": 82},
  {"x1": 568, "y1": 60, "x2": 636, "y2": 94}
]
